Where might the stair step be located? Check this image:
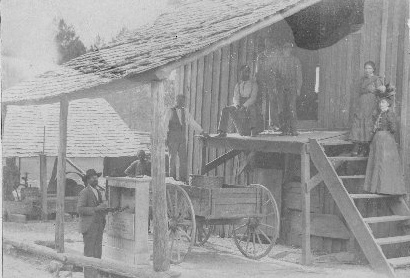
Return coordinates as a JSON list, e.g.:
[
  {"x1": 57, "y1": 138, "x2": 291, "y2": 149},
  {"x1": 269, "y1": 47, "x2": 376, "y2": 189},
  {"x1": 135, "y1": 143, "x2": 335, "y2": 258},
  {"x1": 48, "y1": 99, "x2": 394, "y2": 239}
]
[
  {"x1": 376, "y1": 235, "x2": 410, "y2": 245},
  {"x1": 339, "y1": 175, "x2": 366, "y2": 179},
  {"x1": 364, "y1": 215, "x2": 410, "y2": 224},
  {"x1": 329, "y1": 157, "x2": 368, "y2": 162},
  {"x1": 350, "y1": 194, "x2": 394, "y2": 199},
  {"x1": 387, "y1": 256, "x2": 410, "y2": 268}
]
